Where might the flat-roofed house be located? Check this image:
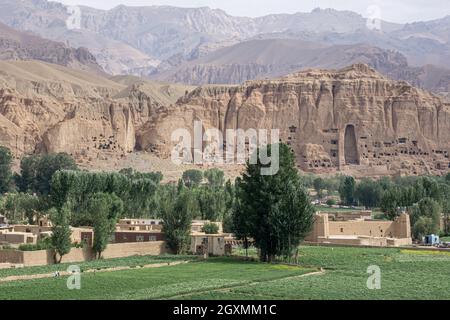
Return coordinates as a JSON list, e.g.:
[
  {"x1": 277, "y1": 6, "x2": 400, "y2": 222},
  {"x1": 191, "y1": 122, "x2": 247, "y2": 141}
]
[
  {"x1": 71, "y1": 227, "x2": 94, "y2": 246},
  {"x1": 117, "y1": 219, "x2": 163, "y2": 231},
  {"x1": 305, "y1": 212, "x2": 412, "y2": 247},
  {"x1": 190, "y1": 233, "x2": 227, "y2": 256},
  {"x1": 0, "y1": 231, "x2": 37, "y2": 245},
  {"x1": 114, "y1": 230, "x2": 165, "y2": 243}
]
